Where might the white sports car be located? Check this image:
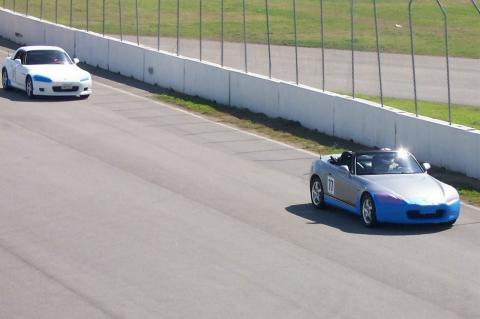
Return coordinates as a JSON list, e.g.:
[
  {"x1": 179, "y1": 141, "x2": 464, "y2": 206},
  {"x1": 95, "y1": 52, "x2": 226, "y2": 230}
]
[{"x1": 1, "y1": 46, "x2": 92, "y2": 99}]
